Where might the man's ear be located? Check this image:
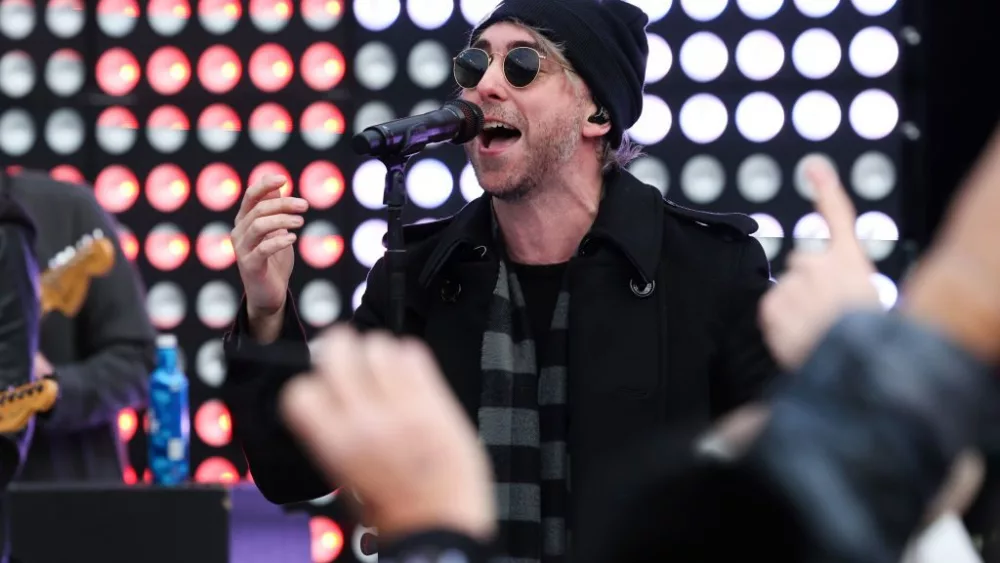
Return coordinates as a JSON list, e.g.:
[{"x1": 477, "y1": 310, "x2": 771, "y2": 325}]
[{"x1": 583, "y1": 100, "x2": 612, "y2": 139}]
